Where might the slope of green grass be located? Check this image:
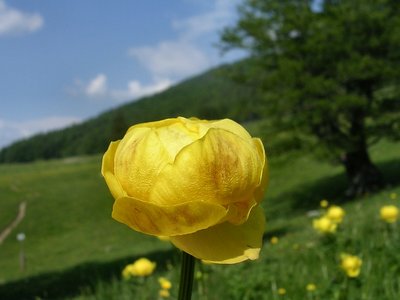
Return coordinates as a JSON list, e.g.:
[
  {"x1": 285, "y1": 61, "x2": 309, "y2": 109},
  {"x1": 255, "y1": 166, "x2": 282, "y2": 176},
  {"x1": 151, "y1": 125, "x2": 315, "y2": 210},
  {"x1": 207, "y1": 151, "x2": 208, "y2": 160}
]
[{"x1": 0, "y1": 138, "x2": 399, "y2": 299}]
